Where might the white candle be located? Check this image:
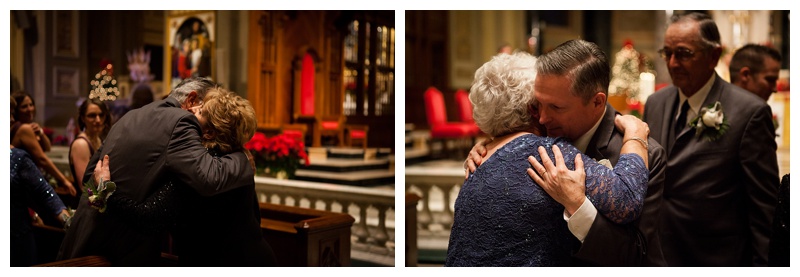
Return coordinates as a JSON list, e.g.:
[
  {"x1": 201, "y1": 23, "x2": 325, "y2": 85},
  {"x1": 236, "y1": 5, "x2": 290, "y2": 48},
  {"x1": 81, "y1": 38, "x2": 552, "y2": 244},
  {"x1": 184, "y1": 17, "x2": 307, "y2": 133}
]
[{"x1": 639, "y1": 72, "x2": 655, "y2": 103}]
